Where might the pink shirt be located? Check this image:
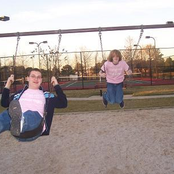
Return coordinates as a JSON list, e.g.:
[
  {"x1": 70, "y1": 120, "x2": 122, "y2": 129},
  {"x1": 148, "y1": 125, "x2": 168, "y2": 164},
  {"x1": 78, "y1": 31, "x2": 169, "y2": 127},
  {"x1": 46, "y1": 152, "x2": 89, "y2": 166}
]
[
  {"x1": 19, "y1": 89, "x2": 46, "y2": 132},
  {"x1": 101, "y1": 60, "x2": 129, "y2": 84},
  {"x1": 19, "y1": 89, "x2": 45, "y2": 117}
]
